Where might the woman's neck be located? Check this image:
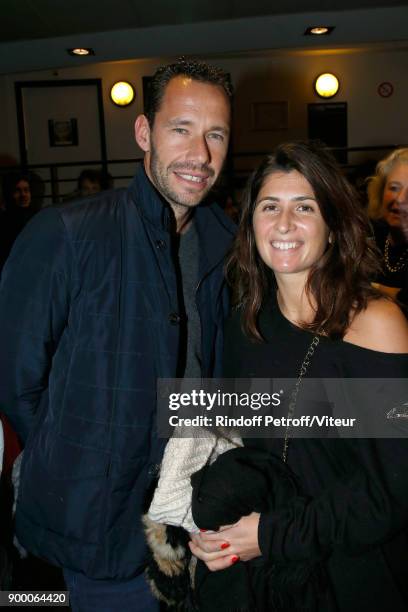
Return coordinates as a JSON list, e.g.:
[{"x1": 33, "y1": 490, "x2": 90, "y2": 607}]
[{"x1": 275, "y1": 275, "x2": 315, "y2": 325}]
